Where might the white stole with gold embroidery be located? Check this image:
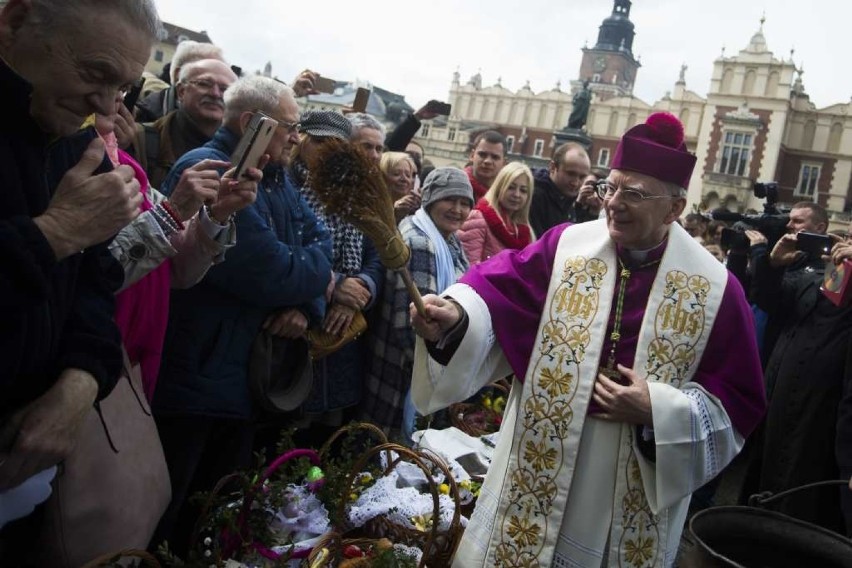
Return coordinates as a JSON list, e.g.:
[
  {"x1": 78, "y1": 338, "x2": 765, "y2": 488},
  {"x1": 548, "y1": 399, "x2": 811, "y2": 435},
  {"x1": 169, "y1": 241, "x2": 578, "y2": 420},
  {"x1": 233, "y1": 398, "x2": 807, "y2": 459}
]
[{"x1": 443, "y1": 219, "x2": 730, "y2": 568}]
